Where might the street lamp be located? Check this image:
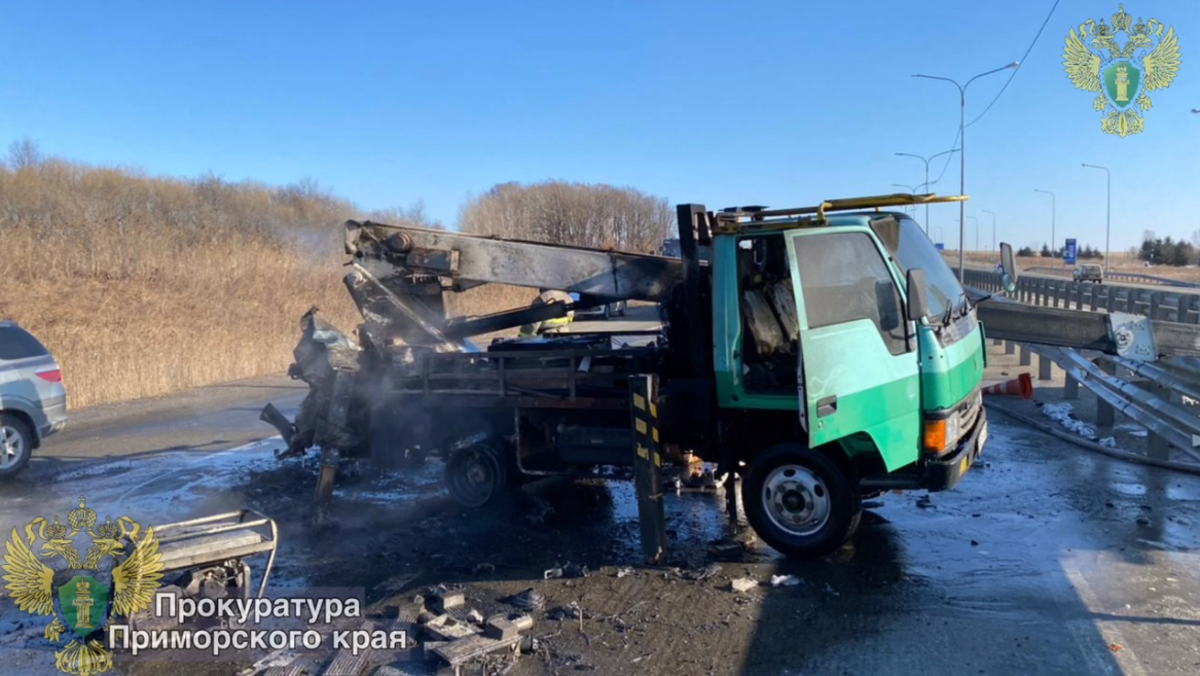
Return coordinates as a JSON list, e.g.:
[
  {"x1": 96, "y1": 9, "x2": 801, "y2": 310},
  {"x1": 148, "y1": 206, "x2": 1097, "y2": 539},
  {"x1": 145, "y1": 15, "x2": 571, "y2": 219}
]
[
  {"x1": 1082, "y1": 163, "x2": 1112, "y2": 273},
  {"x1": 966, "y1": 215, "x2": 980, "y2": 253},
  {"x1": 913, "y1": 61, "x2": 1021, "y2": 281},
  {"x1": 1033, "y1": 189, "x2": 1056, "y2": 262},
  {"x1": 981, "y1": 209, "x2": 997, "y2": 254},
  {"x1": 895, "y1": 149, "x2": 959, "y2": 235}
]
